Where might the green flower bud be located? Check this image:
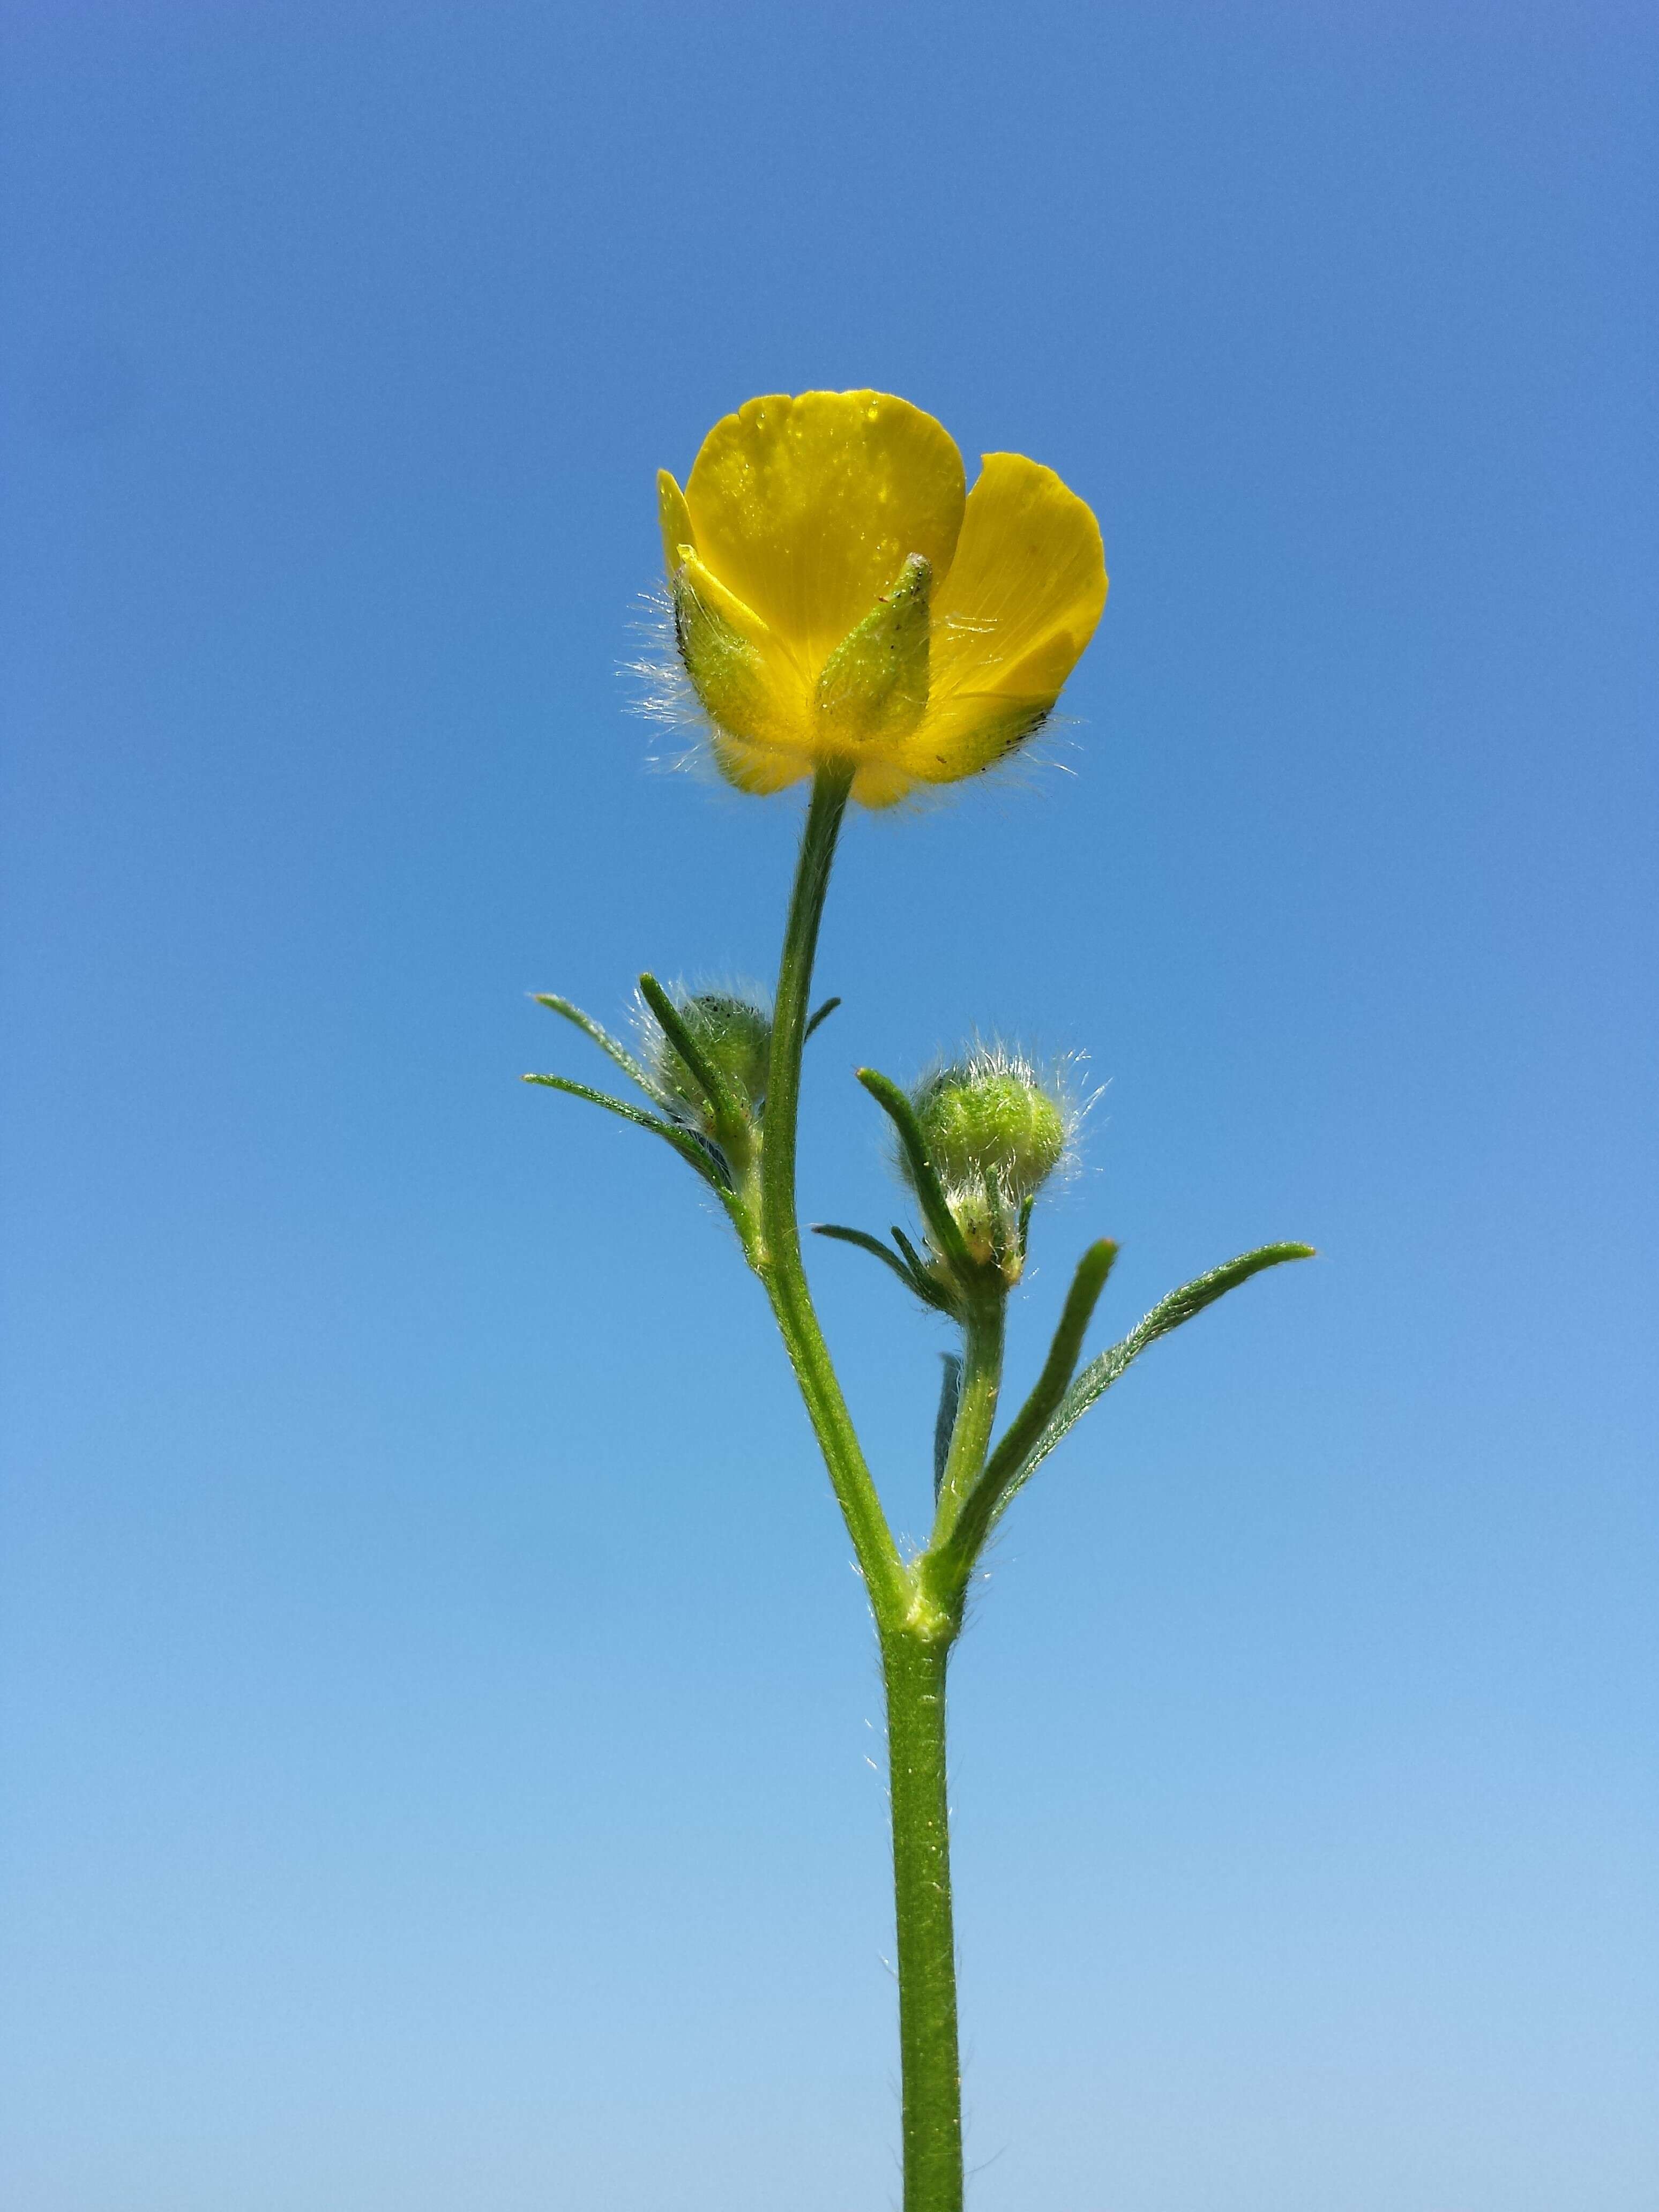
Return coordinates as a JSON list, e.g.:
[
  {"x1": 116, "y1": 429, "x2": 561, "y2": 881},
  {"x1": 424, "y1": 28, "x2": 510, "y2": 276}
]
[
  {"x1": 646, "y1": 989, "x2": 772, "y2": 1130},
  {"x1": 906, "y1": 1049, "x2": 1072, "y2": 1274}
]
